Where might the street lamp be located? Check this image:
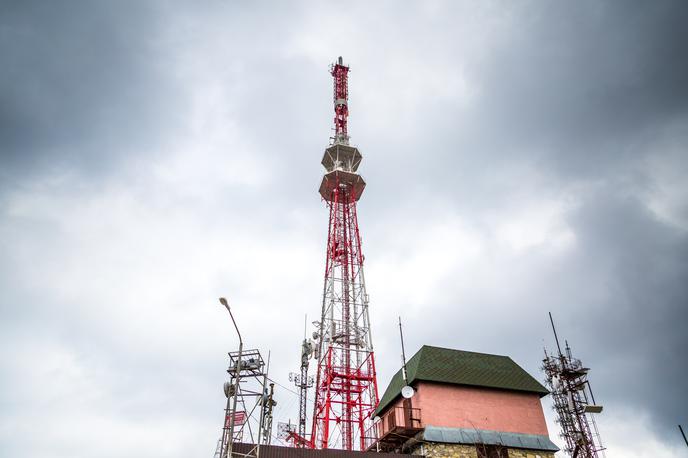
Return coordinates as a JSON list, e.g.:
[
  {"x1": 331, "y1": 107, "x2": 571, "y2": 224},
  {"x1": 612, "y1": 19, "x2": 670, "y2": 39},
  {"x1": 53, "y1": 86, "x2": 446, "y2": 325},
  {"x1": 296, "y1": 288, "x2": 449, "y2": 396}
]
[{"x1": 220, "y1": 297, "x2": 243, "y2": 458}]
